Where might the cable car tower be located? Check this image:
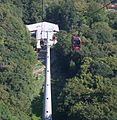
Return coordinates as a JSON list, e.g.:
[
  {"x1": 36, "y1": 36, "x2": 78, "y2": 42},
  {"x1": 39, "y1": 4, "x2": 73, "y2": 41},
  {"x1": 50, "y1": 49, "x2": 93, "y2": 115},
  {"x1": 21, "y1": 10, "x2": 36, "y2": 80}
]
[
  {"x1": 26, "y1": 0, "x2": 59, "y2": 119},
  {"x1": 26, "y1": 22, "x2": 59, "y2": 120}
]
